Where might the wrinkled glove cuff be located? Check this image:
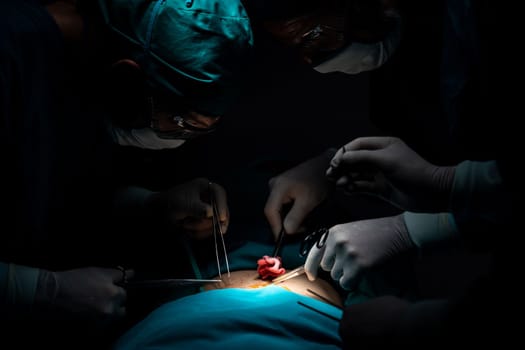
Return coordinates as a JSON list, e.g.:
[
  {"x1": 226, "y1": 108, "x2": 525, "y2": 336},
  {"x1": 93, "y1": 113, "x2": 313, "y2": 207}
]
[
  {"x1": 403, "y1": 212, "x2": 459, "y2": 249},
  {"x1": 34, "y1": 269, "x2": 59, "y2": 308},
  {"x1": 4, "y1": 264, "x2": 40, "y2": 317}
]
